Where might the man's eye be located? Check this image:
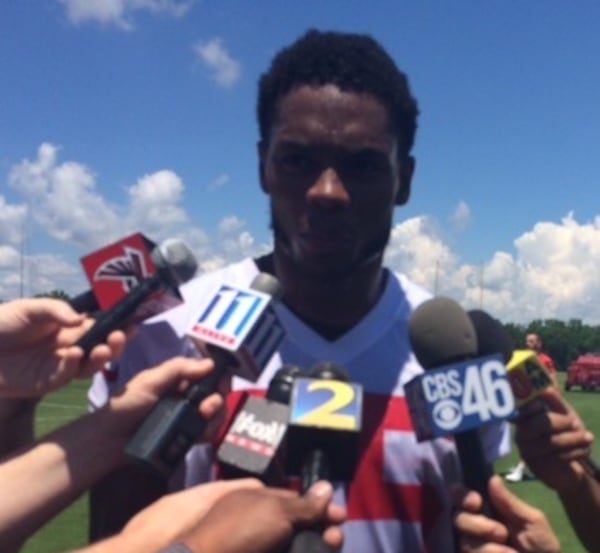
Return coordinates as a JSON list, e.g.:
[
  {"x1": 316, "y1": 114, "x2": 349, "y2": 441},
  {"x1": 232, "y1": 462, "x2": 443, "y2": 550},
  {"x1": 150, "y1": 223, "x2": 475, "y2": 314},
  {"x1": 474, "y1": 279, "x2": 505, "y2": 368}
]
[
  {"x1": 278, "y1": 153, "x2": 313, "y2": 172},
  {"x1": 348, "y1": 156, "x2": 388, "y2": 176}
]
